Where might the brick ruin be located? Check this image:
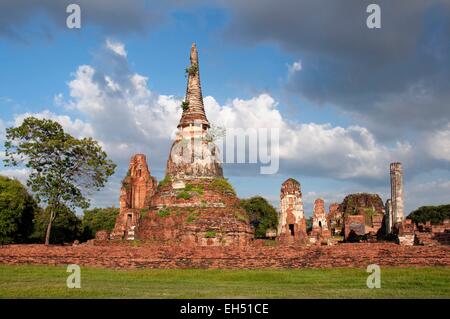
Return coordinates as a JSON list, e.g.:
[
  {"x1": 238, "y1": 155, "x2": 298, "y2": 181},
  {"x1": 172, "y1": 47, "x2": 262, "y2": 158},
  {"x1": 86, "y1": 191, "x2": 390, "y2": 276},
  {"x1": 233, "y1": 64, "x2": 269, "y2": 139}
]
[
  {"x1": 327, "y1": 203, "x2": 342, "y2": 236},
  {"x1": 310, "y1": 198, "x2": 331, "y2": 242},
  {"x1": 277, "y1": 178, "x2": 307, "y2": 244},
  {"x1": 111, "y1": 154, "x2": 157, "y2": 240},
  {"x1": 111, "y1": 43, "x2": 253, "y2": 246},
  {"x1": 105, "y1": 45, "x2": 445, "y2": 250},
  {"x1": 339, "y1": 193, "x2": 385, "y2": 241}
]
